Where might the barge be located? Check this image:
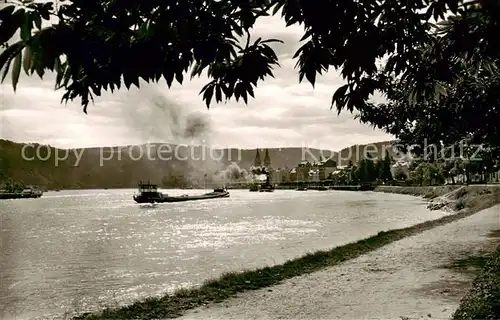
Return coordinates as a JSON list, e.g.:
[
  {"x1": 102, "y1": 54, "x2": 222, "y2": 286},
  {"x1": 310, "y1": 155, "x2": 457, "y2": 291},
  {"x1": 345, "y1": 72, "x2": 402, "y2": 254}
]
[{"x1": 133, "y1": 181, "x2": 229, "y2": 203}]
